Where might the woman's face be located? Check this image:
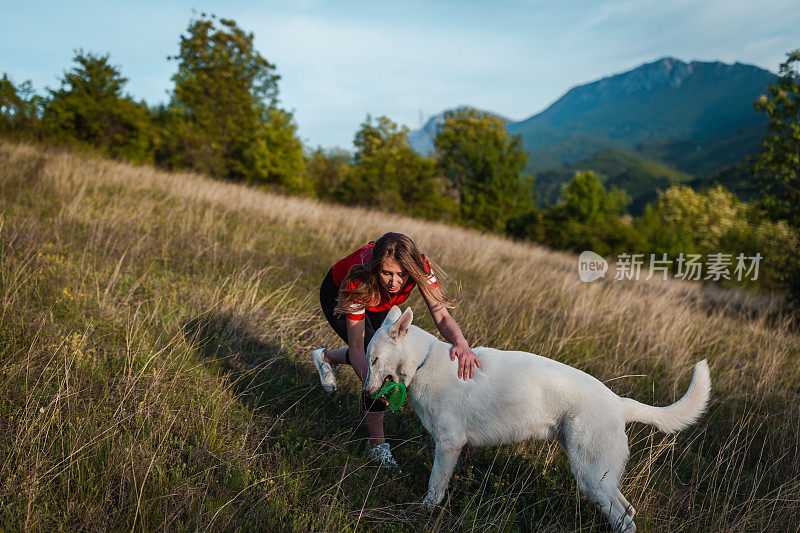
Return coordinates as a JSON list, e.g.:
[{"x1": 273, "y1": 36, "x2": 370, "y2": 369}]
[{"x1": 379, "y1": 257, "x2": 409, "y2": 294}]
